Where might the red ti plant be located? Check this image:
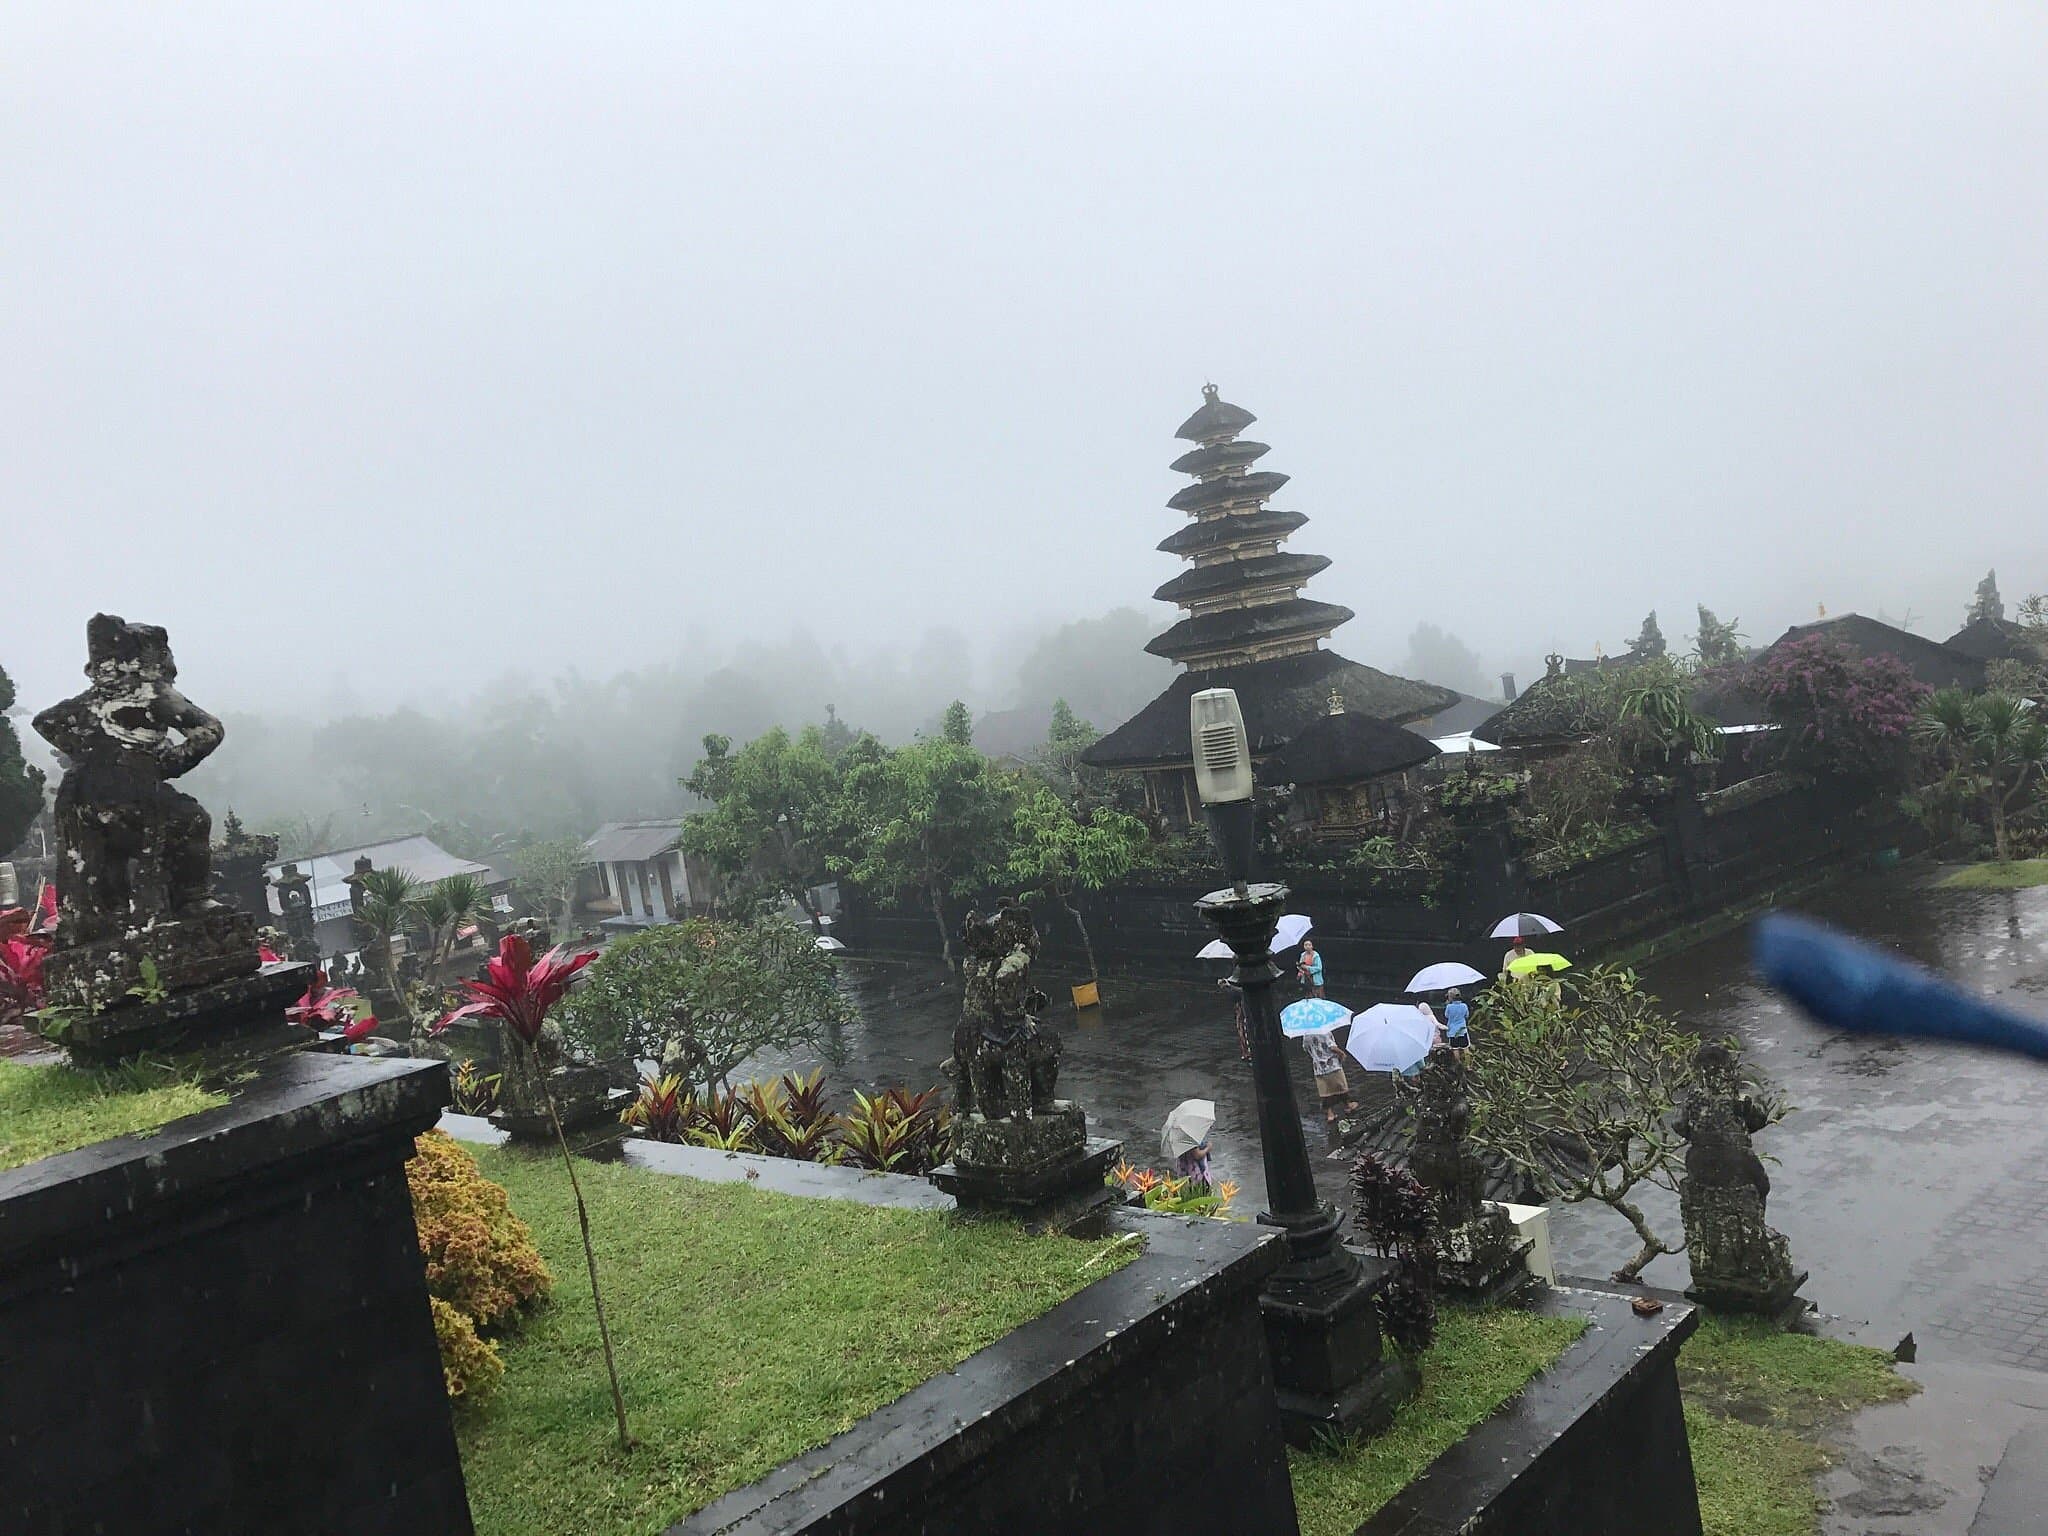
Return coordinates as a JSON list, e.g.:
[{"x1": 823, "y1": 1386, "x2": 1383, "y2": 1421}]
[
  {"x1": 435, "y1": 935, "x2": 630, "y2": 1450},
  {"x1": 0, "y1": 907, "x2": 50, "y2": 1029},
  {"x1": 287, "y1": 970, "x2": 384, "y2": 1045}
]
